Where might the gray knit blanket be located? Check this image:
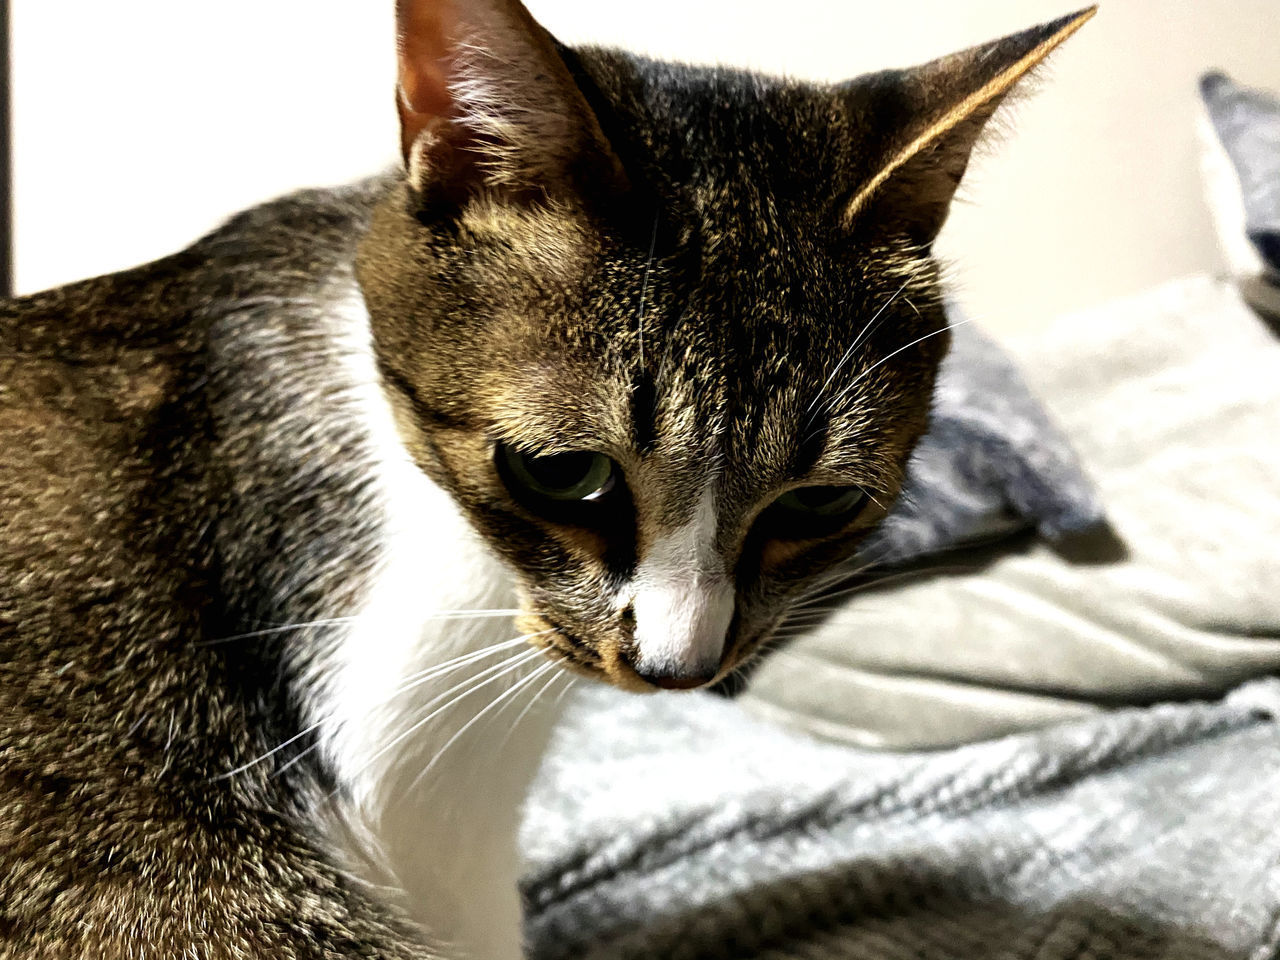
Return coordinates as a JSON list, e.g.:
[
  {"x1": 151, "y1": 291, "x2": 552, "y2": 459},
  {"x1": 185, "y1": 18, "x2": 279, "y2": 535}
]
[{"x1": 522, "y1": 679, "x2": 1280, "y2": 960}]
